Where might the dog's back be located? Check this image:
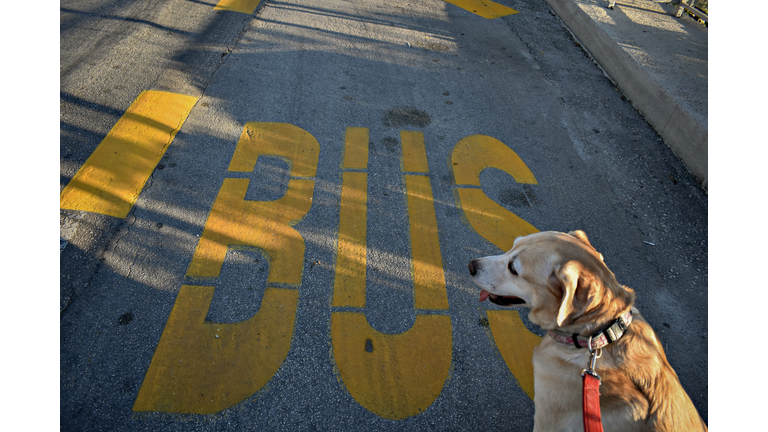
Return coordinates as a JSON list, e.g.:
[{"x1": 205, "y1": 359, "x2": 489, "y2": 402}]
[
  {"x1": 532, "y1": 311, "x2": 707, "y2": 431},
  {"x1": 610, "y1": 311, "x2": 707, "y2": 431}
]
